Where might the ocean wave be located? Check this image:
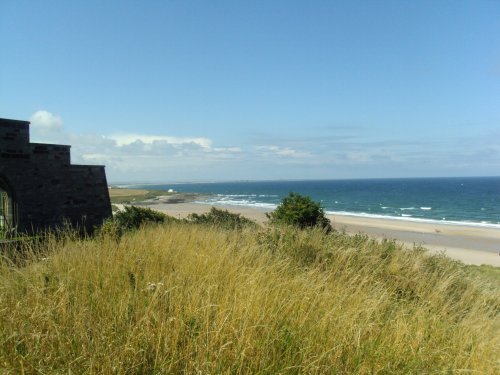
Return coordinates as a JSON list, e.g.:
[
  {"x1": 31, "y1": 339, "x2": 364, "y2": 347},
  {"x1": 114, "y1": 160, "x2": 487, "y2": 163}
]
[
  {"x1": 195, "y1": 196, "x2": 500, "y2": 228},
  {"x1": 195, "y1": 198, "x2": 276, "y2": 210},
  {"x1": 120, "y1": 181, "x2": 499, "y2": 228},
  {"x1": 325, "y1": 211, "x2": 500, "y2": 229},
  {"x1": 216, "y1": 194, "x2": 257, "y2": 198}
]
